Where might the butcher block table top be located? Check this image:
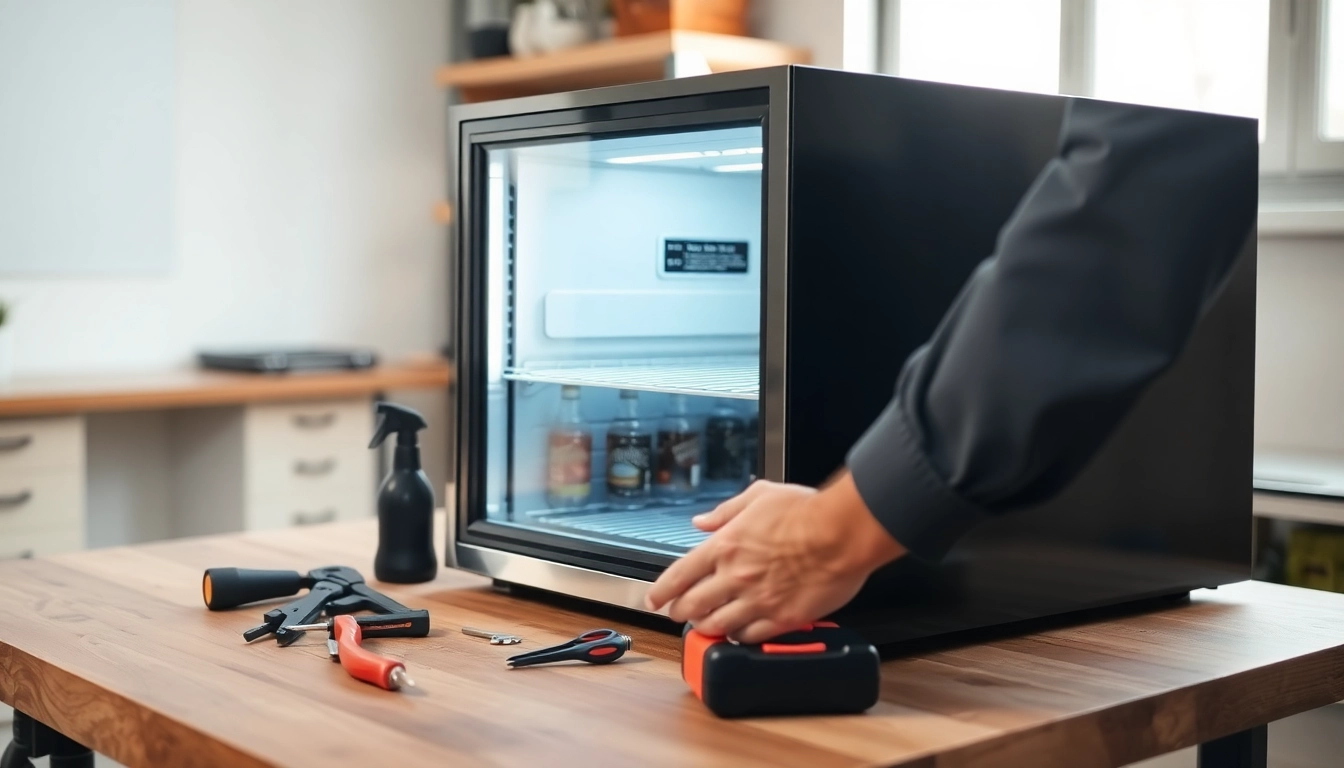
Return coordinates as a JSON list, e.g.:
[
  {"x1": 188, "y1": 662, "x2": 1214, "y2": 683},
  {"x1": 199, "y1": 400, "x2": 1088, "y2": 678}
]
[{"x1": 2, "y1": 514, "x2": 1344, "y2": 768}]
